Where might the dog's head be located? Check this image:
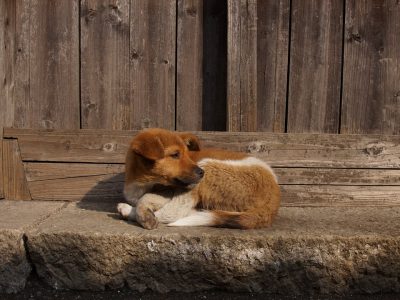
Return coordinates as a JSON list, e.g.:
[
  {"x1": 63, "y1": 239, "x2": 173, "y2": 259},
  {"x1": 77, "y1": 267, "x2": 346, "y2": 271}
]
[{"x1": 126, "y1": 128, "x2": 204, "y2": 188}]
